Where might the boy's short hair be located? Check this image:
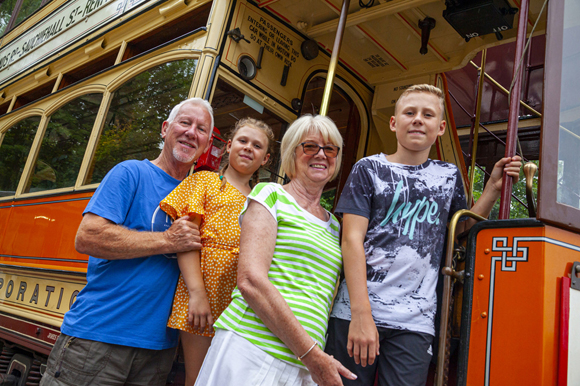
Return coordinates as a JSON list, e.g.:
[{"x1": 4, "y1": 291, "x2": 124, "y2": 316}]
[{"x1": 394, "y1": 84, "x2": 445, "y2": 116}]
